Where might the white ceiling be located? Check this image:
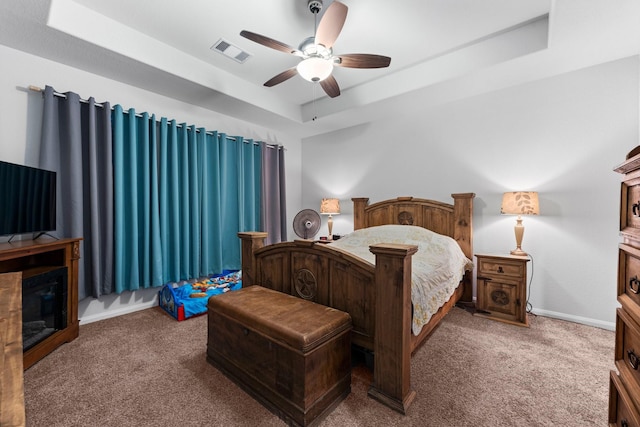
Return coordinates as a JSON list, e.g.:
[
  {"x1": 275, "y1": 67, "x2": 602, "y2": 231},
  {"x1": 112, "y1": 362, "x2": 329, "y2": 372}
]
[{"x1": 1, "y1": 0, "x2": 639, "y2": 139}]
